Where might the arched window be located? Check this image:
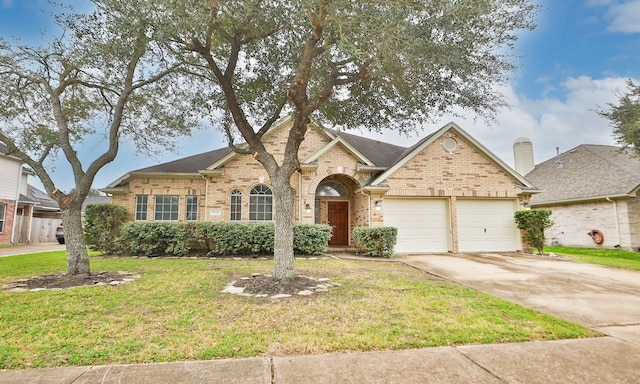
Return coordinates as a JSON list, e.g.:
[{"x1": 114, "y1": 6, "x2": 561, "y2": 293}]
[
  {"x1": 230, "y1": 190, "x2": 242, "y2": 221},
  {"x1": 315, "y1": 181, "x2": 348, "y2": 197},
  {"x1": 249, "y1": 184, "x2": 273, "y2": 221}
]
